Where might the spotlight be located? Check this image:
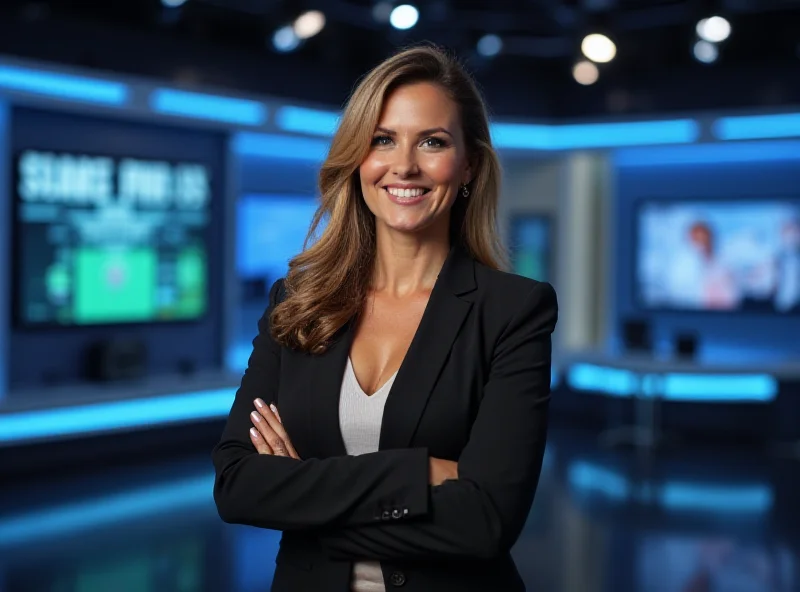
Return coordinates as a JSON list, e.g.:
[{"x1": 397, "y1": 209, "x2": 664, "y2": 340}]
[
  {"x1": 573, "y1": 60, "x2": 599, "y2": 85},
  {"x1": 477, "y1": 34, "x2": 502, "y2": 57},
  {"x1": 293, "y1": 10, "x2": 326, "y2": 39},
  {"x1": 273, "y1": 25, "x2": 300, "y2": 53},
  {"x1": 162, "y1": 0, "x2": 188, "y2": 7},
  {"x1": 696, "y1": 16, "x2": 731, "y2": 43},
  {"x1": 693, "y1": 40, "x2": 718, "y2": 63},
  {"x1": 390, "y1": 4, "x2": 419, "y2": 30},
  {"x1": 581, "y1": 33, "x2": 616, "y2": 63}
]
